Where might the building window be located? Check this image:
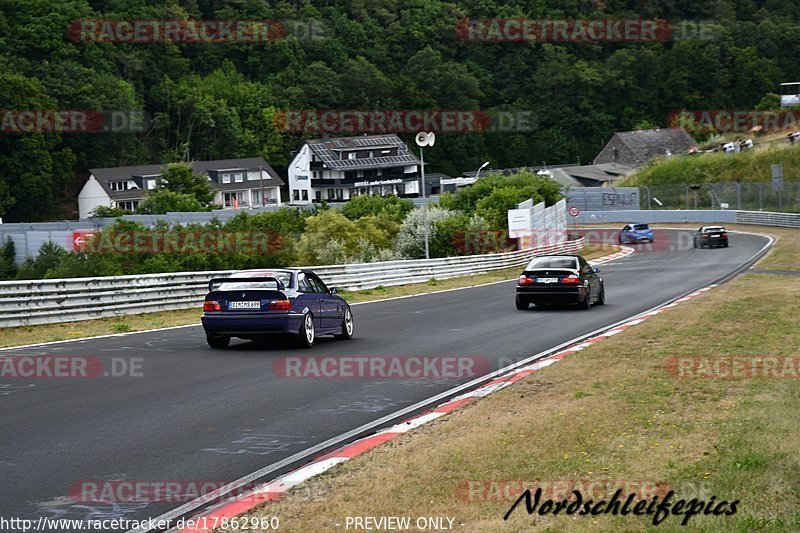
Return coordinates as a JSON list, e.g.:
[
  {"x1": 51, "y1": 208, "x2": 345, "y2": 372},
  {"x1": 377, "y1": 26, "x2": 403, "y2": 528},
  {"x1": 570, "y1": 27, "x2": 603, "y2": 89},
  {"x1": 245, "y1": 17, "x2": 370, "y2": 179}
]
[
  {"x1": 234, "y1": 172, "x2": 244, "y2": 183},
  {"x1": 223, "y1": 192, "x2": 246, "y2": 207},
  {"x1": 348, "y1": 152, "x2": 356, "y2": 160},
  {"x1": 293, "y1": 190, "x2": 300, "y2": 201},
  {"x1": 302, "y1": 190, "x2": 309, "y2": 201},
  {"x1": 116, "y1": 200, "x2": 139, "y2": 211},
  {"x1": 221, "y1": 173, "x2": 231, "y2": 184},
  {"x1": 315, "y1": 190, "x2": 322, "y2": 201},
  {"x1": 146, "y1": 179, "x2": 157, "y2": 190},
  {"x1": 327, "y1": 188, "x2": 335, "y2": 200},
  {"x1": 109, "y1": 180, "x2": 138, "y2": 191},
  {"x1": 613, "y1": 148, "x2": 619, "y2": 161},
  {"x1": 251, "y1": 189, "x2": 261, "y2": 206}
]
